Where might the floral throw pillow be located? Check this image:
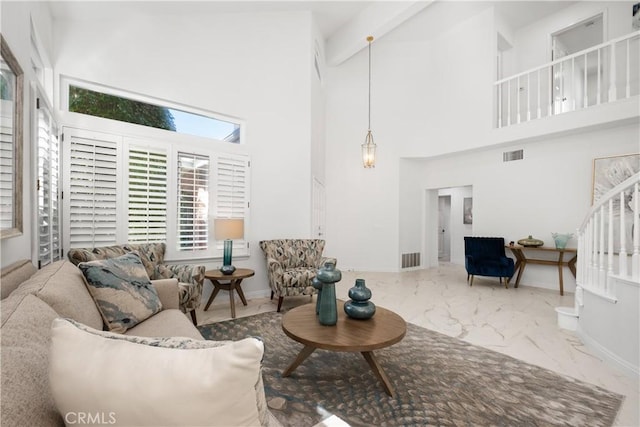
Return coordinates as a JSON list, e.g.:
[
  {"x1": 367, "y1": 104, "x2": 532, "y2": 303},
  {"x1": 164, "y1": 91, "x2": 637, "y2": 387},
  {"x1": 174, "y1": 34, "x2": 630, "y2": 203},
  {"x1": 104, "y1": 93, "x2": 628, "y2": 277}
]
[{"x1": 78, "y1": 252, "x2": 162, "y2": 333}]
